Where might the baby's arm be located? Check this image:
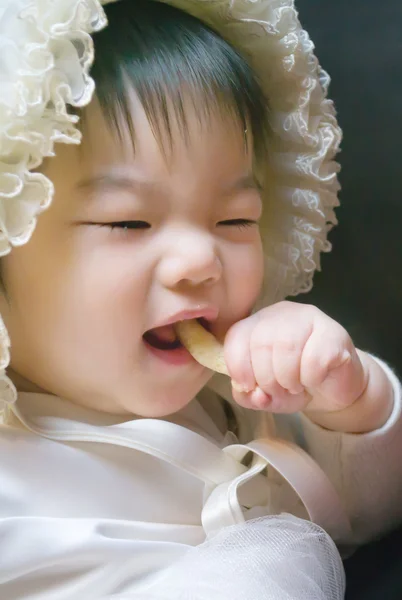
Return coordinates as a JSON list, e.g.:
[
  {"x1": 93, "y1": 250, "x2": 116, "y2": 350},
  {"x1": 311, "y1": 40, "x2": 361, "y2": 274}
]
[
  {"x1": 178, "y1": 304, "x2": 402, "y2": 545},
  {"x1": 221, "y1": 302, "x2": 402, "y2": 546},
  {"x1": 301, "y1": 350, "x2": 394, "y2": 434},
  {"x1": 222, "y1": 302, "x2": 402, "y2": 545},
  {"x1": 295, "y1": 358, "x2": 402, "y2": 546}
]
